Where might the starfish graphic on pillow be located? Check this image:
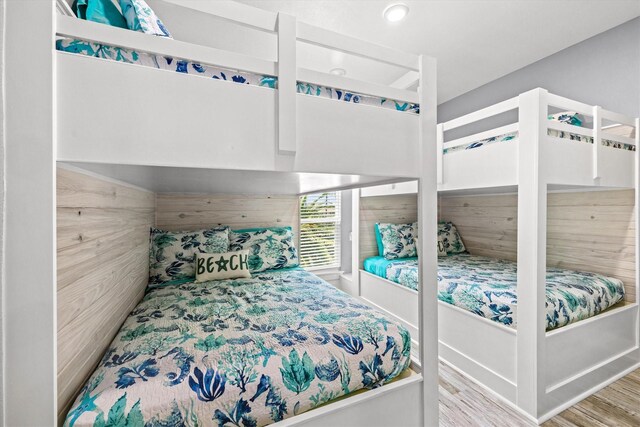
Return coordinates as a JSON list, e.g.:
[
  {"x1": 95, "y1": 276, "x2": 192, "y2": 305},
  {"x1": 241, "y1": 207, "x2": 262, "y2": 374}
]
[{"x1": 215, "y1": 256, "x2": 229, "y2": 271}]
